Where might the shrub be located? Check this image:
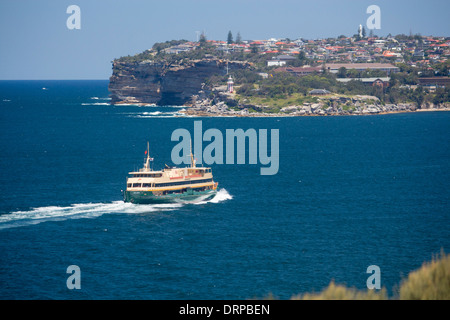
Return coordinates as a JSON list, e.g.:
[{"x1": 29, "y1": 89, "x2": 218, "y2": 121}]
[
  {"x1": 399, "y1": 251, "x2": 450, "y2": 300},
  {"x1": 291, "y1": 281, "x2": 387, "y2": 300}
]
